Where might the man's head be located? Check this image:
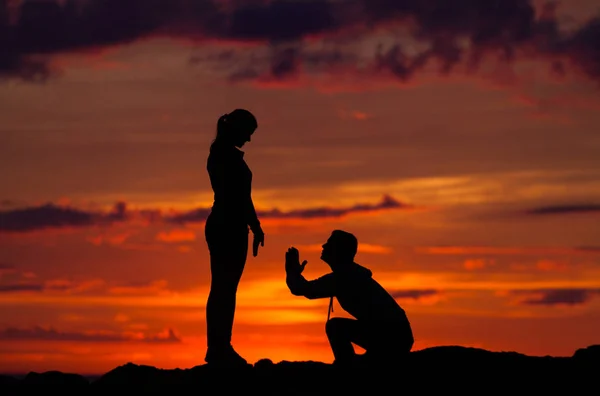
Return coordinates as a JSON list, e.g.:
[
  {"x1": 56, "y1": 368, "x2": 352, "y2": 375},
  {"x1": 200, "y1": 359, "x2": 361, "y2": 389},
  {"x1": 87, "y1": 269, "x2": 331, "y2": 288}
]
[{"x1": 320, "y1": 230, "x2": 358, "y2": 268}]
